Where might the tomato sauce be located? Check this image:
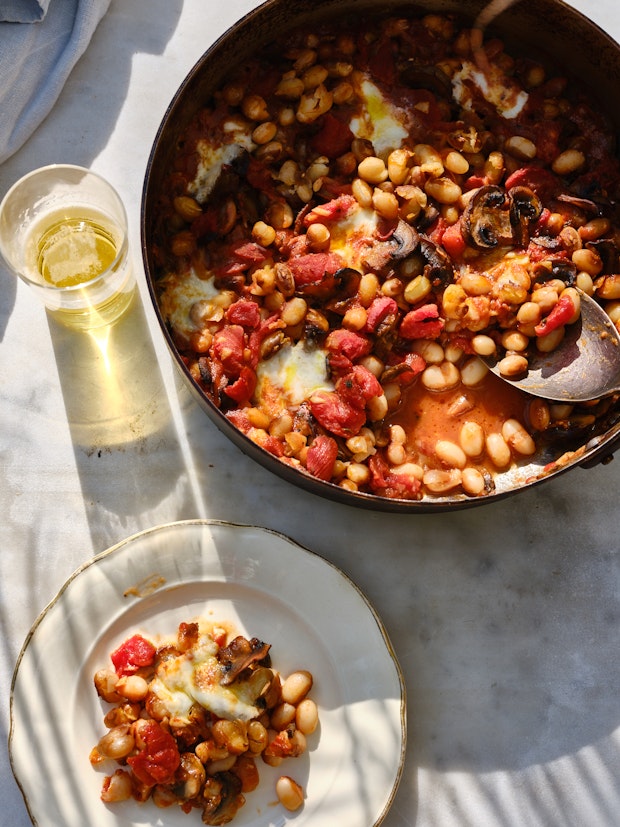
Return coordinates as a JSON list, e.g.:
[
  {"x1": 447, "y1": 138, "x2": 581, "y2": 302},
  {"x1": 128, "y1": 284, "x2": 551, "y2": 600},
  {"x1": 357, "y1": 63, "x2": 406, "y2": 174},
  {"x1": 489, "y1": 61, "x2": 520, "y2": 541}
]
[{"x1": 391, "y1": 373, "x2": 530, "y2": 464}]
